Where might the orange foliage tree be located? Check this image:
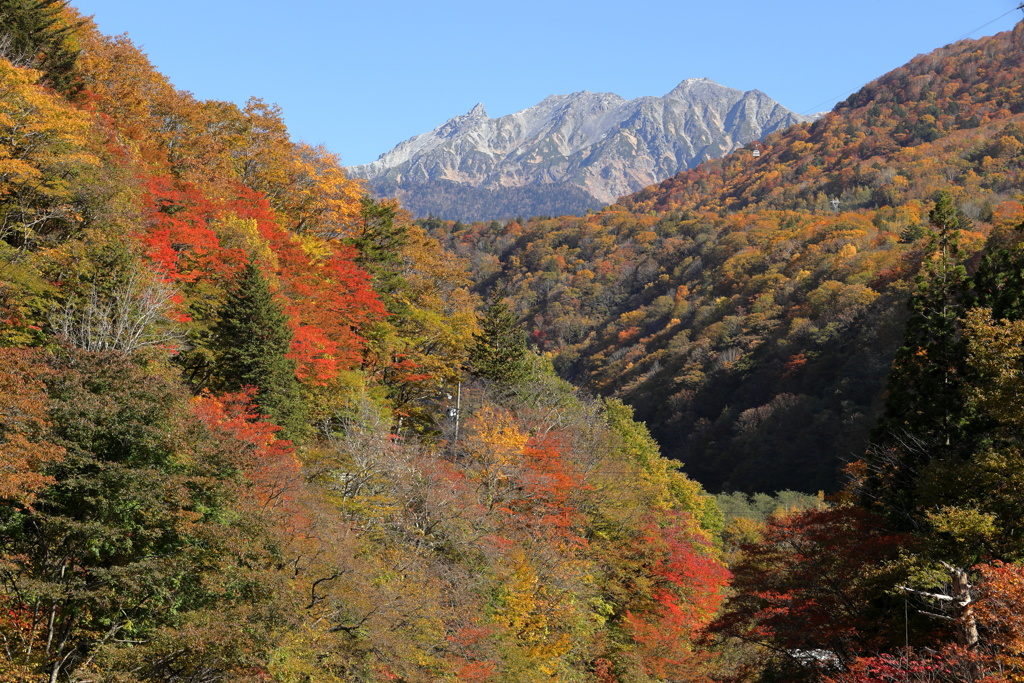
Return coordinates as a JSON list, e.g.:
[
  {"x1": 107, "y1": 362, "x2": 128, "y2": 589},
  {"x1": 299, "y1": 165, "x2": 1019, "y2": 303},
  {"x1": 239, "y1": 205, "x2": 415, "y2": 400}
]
[{"x1": 0, "y1": 348, "x2": 63, "y2": 508}]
